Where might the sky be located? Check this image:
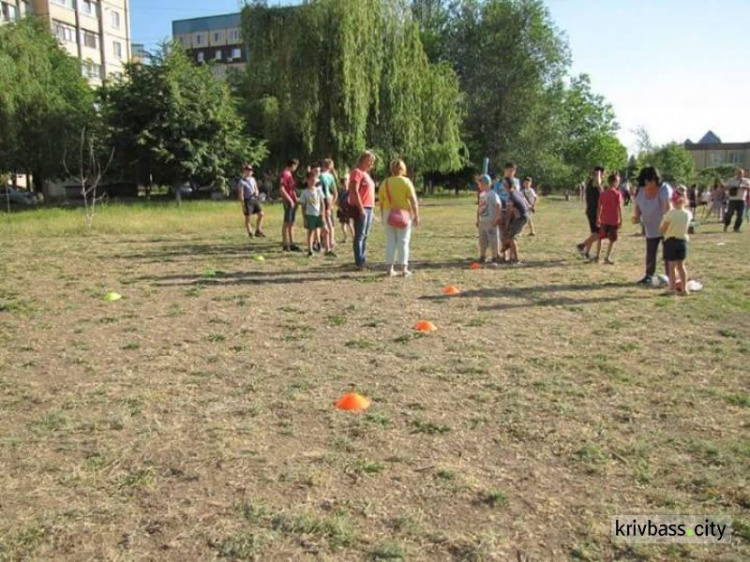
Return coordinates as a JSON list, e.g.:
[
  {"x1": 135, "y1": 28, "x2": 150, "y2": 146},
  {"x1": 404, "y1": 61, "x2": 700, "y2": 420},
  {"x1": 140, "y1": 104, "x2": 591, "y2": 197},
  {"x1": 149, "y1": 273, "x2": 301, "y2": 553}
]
[{"x1": 130, "y1": 0, "x2": 750, "y2": 153}]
